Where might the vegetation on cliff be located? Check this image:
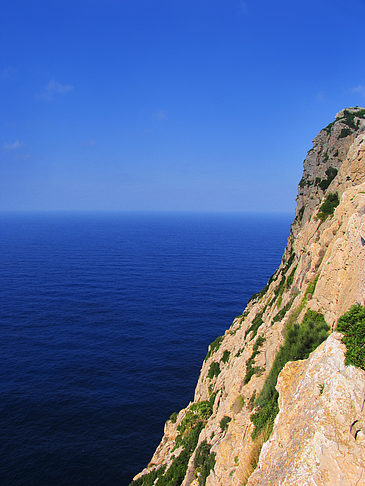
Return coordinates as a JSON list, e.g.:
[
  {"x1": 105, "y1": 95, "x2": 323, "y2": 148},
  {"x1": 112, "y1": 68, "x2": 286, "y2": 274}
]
[
  {"x1": 130, "y1": 393, "x2": 218, "y2": 486},
  {"x1": 317, "y1": 192, "x2": 339, "y2": 221},
  {"x1": 337, "y1": 305, "x2": 365, "y2": 370},
  {"x1": 324, "y1": 107, "x2": 365, "y2": 134},
  {"x1": 244, "y1": 335, "x2": 265, "y2": 384},
  {"x1": 250, "y1": 310, "x2": 329, "y2": 439},
  {"x1": 315, "y1": 166, "x2": 338, "y2": 191},
  {"x1": 194, "y1": 440, "x2": 216, "y2": 485},
  {"x1": 204, "y1": 335, "x2": 223, "y2": 361}
]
